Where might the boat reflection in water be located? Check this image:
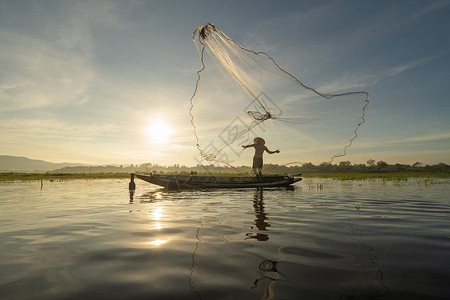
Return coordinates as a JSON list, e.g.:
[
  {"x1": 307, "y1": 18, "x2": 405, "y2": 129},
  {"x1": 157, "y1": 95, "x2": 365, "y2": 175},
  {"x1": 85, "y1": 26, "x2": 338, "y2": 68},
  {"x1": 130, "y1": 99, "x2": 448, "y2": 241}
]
[{"x1": 129, "y1": 173, "x2": 136, "y2": 202}]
